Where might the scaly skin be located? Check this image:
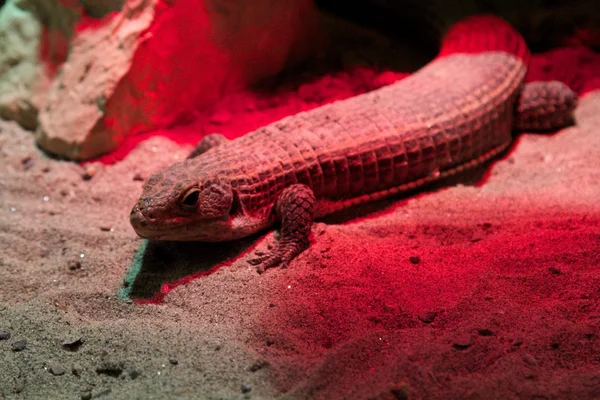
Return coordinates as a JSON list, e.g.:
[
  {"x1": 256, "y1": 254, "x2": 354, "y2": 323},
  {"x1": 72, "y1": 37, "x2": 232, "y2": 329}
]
[{"x1": 130, "y1": 16, "x2": 578, "y2": 273}]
